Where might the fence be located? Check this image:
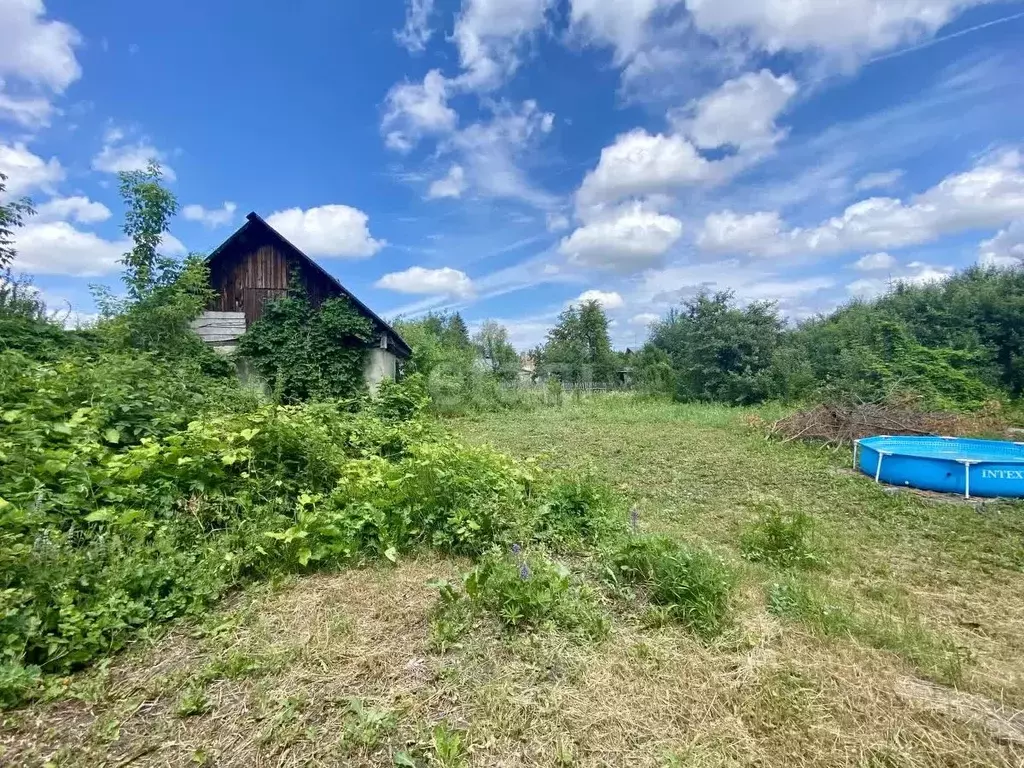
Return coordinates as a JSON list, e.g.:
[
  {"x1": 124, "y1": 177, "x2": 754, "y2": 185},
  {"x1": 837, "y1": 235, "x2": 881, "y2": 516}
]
[{"x1": 501, "y1": 380, "x2": 634, "y2": 393}]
